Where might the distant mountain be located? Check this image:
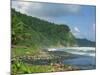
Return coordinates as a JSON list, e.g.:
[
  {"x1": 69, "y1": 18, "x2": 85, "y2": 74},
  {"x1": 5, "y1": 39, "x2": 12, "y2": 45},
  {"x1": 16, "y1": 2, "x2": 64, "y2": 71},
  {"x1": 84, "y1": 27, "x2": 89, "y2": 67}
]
[
  {"x1": 76, "y1": 38, "x2": 96, "y2": 47},
  {"x1": 11, "y1": 9, "x2": 76, "y2": 48}
]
